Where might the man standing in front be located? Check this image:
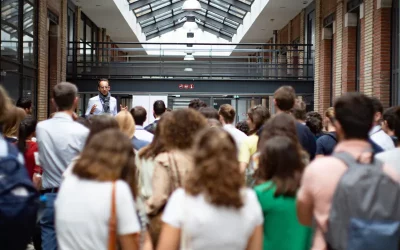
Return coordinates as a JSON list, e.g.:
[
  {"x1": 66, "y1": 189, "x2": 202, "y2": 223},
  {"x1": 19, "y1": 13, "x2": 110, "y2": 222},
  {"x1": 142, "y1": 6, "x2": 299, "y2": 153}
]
[
  {"x1": 219, "y1": 104, "x2": 247, "y2": 150},
  {"x1": 145, "y1": 100, "x2": 166, "y2": 134},
  {"x1": 37, "y1": 82, "x2": 89, "y2": 250},
  {"x1": 85, "y1": 78, "x2": 118, "y2": 117}
]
